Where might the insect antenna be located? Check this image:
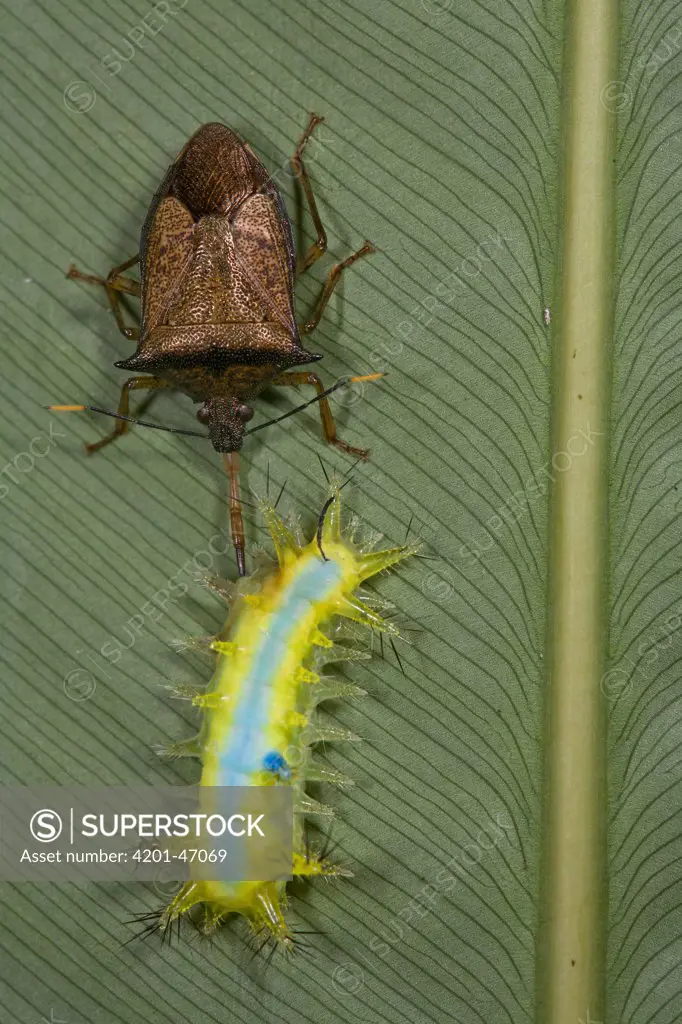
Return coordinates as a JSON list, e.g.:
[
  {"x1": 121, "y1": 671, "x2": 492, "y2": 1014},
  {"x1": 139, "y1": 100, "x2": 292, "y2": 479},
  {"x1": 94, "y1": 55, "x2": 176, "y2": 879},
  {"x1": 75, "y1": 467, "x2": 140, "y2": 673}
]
[
  {"x1": 46, "y1": 405, "x2": 208, "y2": 438},
  {"x1": 245, "y1": 373, "x2": 386, "y2": 437},
  {"x1": 47, "y1": 374, "x2": 385, "y2": 443}
]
